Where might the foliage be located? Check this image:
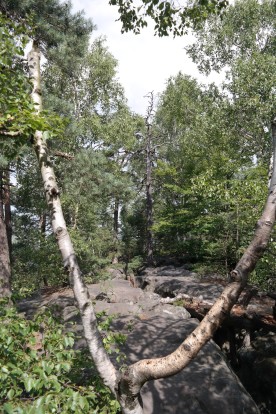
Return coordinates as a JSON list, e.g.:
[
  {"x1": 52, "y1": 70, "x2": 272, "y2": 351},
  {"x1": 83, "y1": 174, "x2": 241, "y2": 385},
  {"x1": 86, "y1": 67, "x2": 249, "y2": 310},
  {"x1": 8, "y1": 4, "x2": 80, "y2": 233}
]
[
  {"x1": 0, "y1": 304, "x2": 122, "y2": 413},
  {"x1": 0, "y1": 0, "x2": 94, "y2": 58},
  {"x1": 0, "y1": 13, "x2": 64, "y2": 167},
  {"x1": 120, "y1": 199, "x2": 147, "y2": 265},
  {"x1": 151, "y1": 72, "x2": 270, "y2": 279},
  {"x1": 186, "y1": 0, "x2": 276, "y2": 72},
  {"x1": 60, "y1": 149, "x2": 133, "y2": 277},
  {"x1": 109, "y1": 0, "x2": 229, "y2": 36},
  {"x1": 186, "y1": 0, "x2": 276, "y2": 161},
  {"x1": 2, "y1": 0, "x2": 275, "y2": 297},
  {"x1": 179, "y1": 0, "x2": 276, "y2": 287}
]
